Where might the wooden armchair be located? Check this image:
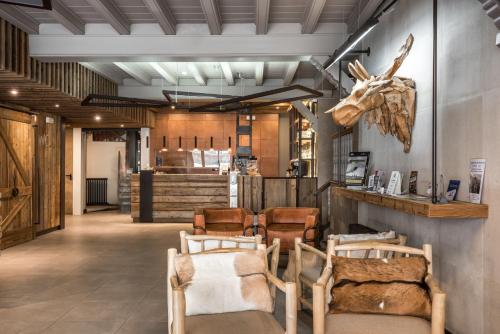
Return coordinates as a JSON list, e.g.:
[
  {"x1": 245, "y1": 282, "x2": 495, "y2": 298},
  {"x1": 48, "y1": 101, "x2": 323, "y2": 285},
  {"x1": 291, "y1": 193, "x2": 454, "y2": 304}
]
[
  {"x1": 179, "y1": 230, "x2": 263, "y2": 254},
  {"x1": 293, "y1": 233, "x2": 407, "y2": 310},
  {"x1": 258, "y1": 207, "x2": 319, "y2": 252},
  {"x1": 193, "y1": 208, "x2": 254, "y2": 237},
  {"x1": 167, "y1": 243, "x2": 296, "y2": 334},
  {"x1": 311, "y1": 242, "x2": 446, "y2": 334}
]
